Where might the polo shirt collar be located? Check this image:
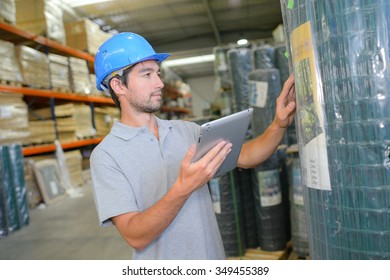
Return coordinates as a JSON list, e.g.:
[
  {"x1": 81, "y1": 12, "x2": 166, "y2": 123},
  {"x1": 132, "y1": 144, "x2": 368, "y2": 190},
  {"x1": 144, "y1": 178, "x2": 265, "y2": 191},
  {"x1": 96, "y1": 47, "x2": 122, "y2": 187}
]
[{"x1": 110, "y1": 118, "x2": 173, "y2": 141}]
